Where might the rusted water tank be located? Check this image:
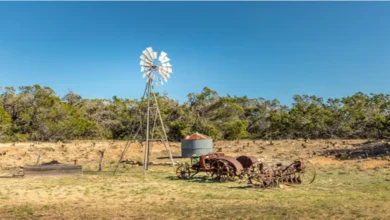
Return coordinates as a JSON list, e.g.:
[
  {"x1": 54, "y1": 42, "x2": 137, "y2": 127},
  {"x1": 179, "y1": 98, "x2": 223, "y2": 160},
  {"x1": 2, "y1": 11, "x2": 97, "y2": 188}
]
[{"x1": 181, "y1": 132, "x2": 213, "y2": 158}]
